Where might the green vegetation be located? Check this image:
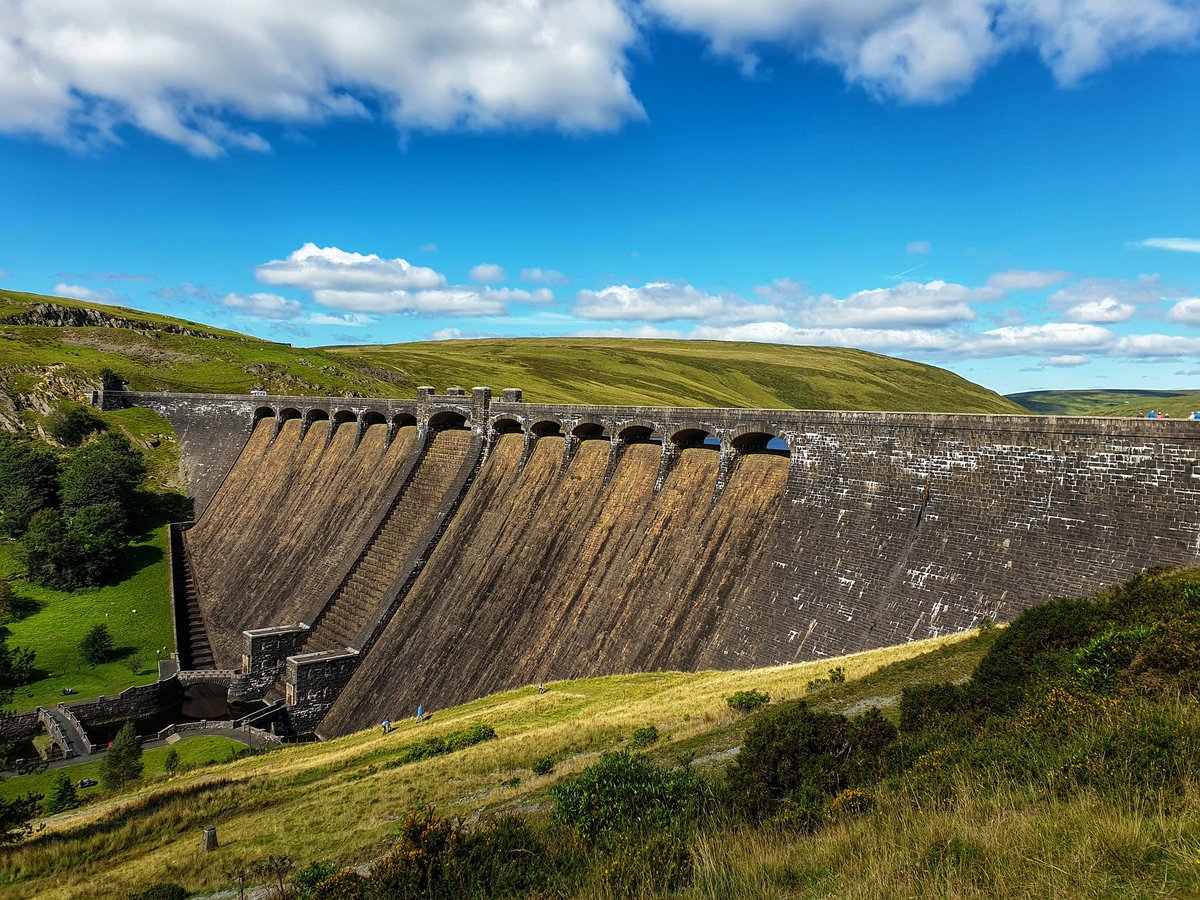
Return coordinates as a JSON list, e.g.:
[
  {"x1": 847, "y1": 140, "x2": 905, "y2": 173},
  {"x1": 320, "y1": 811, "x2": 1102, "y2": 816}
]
[
  {"x1": 101, "y1": 722, "x2": 145, "y2": 790},
  {"x1": 79, "y1": 623, "x2": 115, "y2": 666},
  {"x1": 1008, "y1": 387, "x2": 1200, "y2": 417},
  {"x1": 0, "y1": 736, "x2": 244, "y2": 806},
  {"x1": 43, "y1": 402, "x2": 106, "y2": 448},
  {"x1": 0, "y1": 289, "x2": 1020, "y2": 413},
  {"x1": 725, "y1": 689, "x2": 770, "y2": 714},
  {"x1": 42, "y1": 773, "x2": 78, "y2": 816}
]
